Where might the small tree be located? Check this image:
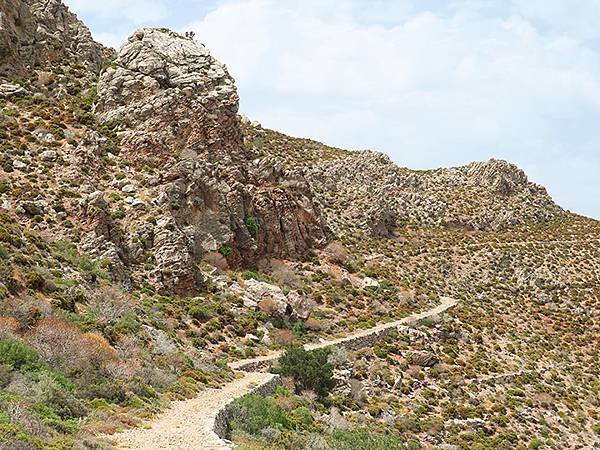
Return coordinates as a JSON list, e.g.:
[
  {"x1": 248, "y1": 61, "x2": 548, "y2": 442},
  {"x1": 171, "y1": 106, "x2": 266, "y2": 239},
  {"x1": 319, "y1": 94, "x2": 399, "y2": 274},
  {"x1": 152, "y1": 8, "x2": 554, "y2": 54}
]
[{"x1": 275, "y1": 346, "x2": 335, "y2": 398}]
